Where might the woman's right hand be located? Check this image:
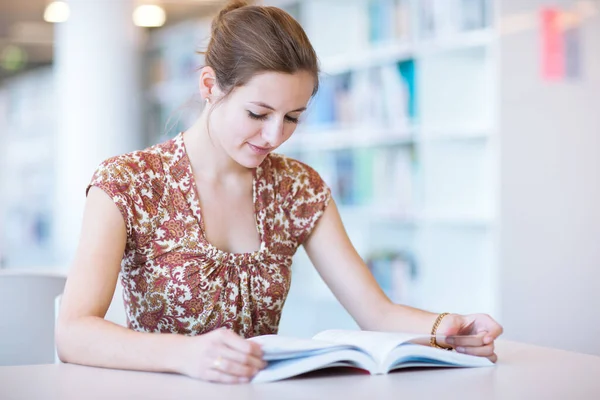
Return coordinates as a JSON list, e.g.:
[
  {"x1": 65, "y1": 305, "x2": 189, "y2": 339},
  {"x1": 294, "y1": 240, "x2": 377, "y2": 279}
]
[{"x1": 175, "y1": 328, "x2": 267, "y2": 383}]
